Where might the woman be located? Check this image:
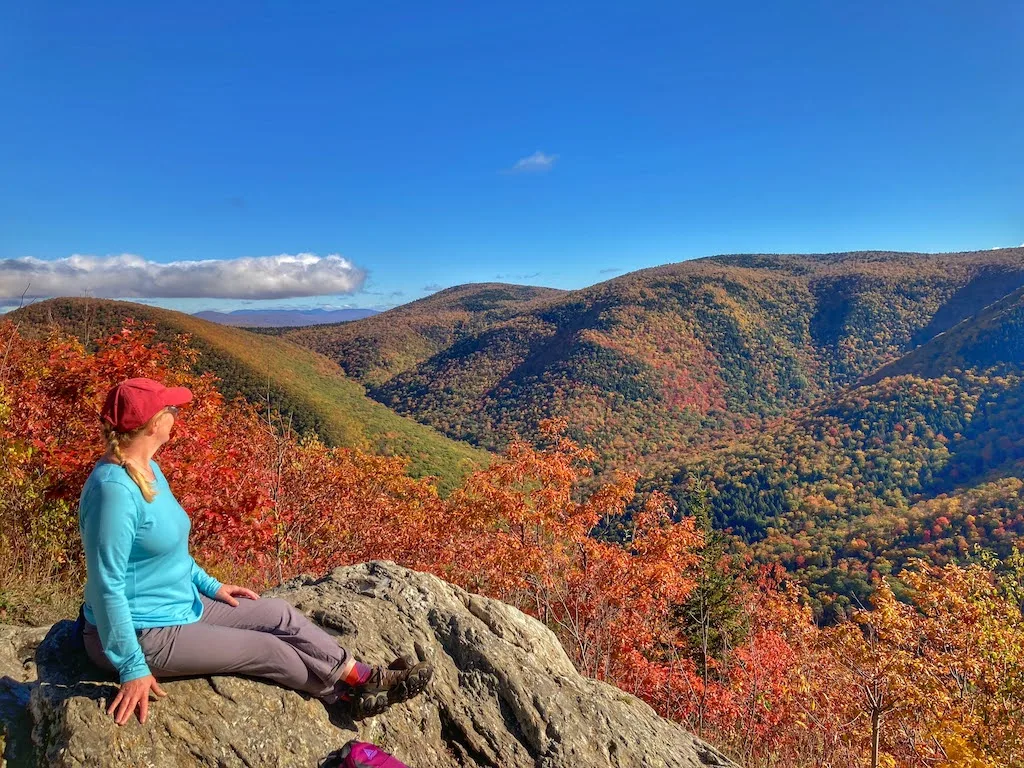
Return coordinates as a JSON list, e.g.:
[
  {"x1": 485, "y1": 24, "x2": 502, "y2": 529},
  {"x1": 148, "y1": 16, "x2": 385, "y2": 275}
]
[{"x1": 80, "y1": 377, "x2": 432, "y2": 727}]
